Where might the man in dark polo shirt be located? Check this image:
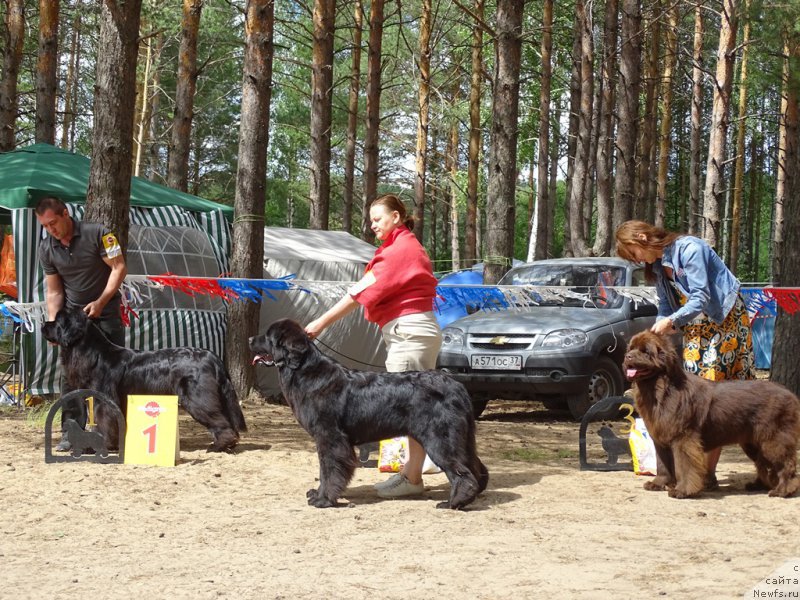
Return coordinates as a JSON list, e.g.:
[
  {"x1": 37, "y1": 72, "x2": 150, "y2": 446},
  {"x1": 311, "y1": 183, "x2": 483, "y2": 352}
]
[
  {"x1": 35, "y1": 196, "x2": 127, "y2": 450},
  {"x1": 36, "y1": 196, "x2": 127, "y2": 344}
]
